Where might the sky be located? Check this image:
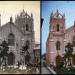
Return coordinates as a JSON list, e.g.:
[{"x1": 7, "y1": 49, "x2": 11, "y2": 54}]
[
  {"x1": 42, "y1": 1, "x2": 75, "y2": 54},
  {"x1": 0, "y1": 1, "x2": 40, "y2": 43}
]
